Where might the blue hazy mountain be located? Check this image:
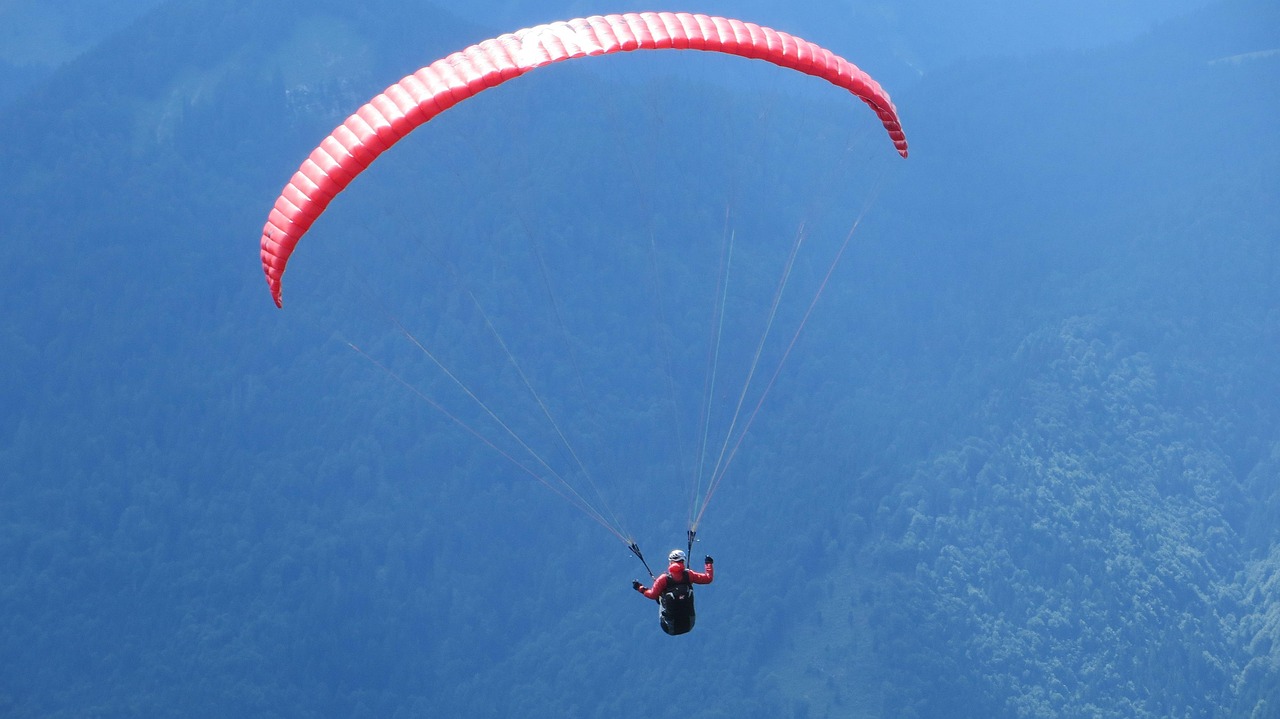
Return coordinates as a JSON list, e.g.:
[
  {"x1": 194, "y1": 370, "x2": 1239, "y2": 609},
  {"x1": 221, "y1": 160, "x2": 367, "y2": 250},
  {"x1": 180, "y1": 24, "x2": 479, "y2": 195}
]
[
  {"x1": 1, "y1": 0, "x2": 1276, "y2": 717},
  {"x1": 0, "y1": 1, "x2": 168, "y2": 108}
]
